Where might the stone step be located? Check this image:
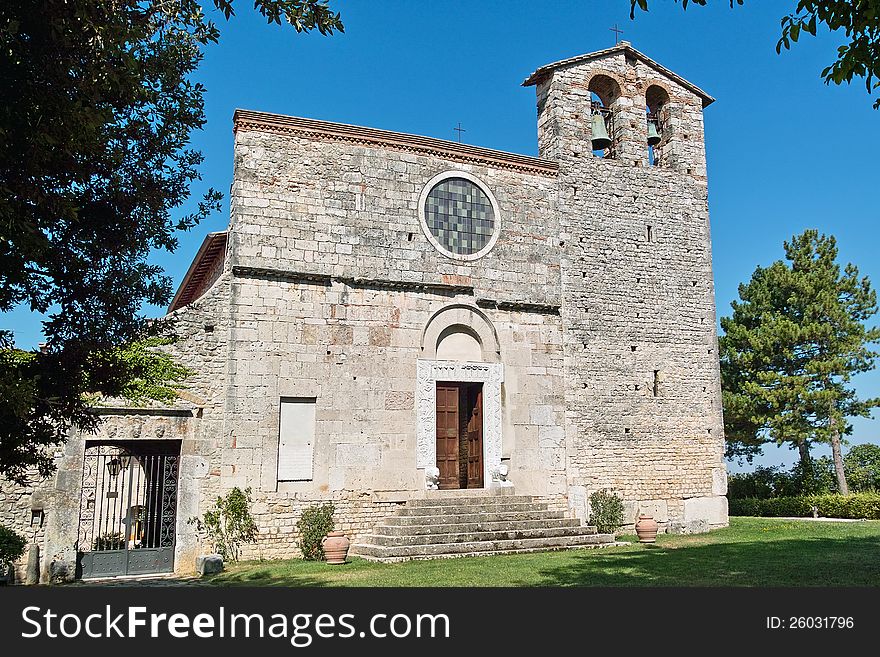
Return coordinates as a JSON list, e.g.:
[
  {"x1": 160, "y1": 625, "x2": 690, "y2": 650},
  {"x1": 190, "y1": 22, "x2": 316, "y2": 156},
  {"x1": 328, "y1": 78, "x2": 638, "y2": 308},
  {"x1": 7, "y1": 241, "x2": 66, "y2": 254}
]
[
  {"x1": 373, "y1": 517, "x2": 583, "y2": 536},
  {"x1": 406, "y1": 495, "x2": 535, "y2": 508},
  {"x1": 352, "y1": 533, "x2": 615, "y2": 561},
  {"x1": 385, "y1": 510, "x2": 568, "y2": 526},
  {"x1": 364, "y1": 525, "x2": 601, "y2": 547},
  {"x1": 396, "y1": 501, "x2": 549, "y2": 516}
]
